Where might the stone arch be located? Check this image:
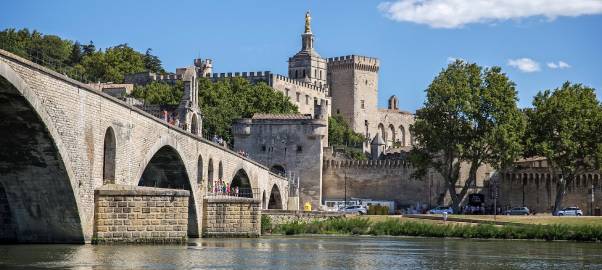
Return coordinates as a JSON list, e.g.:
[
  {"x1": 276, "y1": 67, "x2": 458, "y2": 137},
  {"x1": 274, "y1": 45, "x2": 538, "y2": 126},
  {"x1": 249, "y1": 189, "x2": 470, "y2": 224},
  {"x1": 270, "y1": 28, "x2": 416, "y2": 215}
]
[
  {"x1": 0, "y1": 63, "x2": 84, "y2": 243},
  {"x1": 191, "y1": 113, "x2": 199, "y2": 135},
  {"x1": 378, "y1": 123, "x2": 386, "y2": 144},
  {"x1": 218, "y1": 161, "x2": 224, "y2": 180},
  {"x1": 102, "y1": 127, "x2": 116, "y2": 185},
  {"x1": 399, "y1": 125, "x2": 406, "y2": 147},
  {"x1": 388, "y1": 124, "x2": 396, "y2": 147},
  {"x1": 231, "y1": 169, "x2": 253, "y2": 198},
  {"x1": 137, "y1": 144, "x2": 199, "y2": 237},
  {"x1": 270, "y1": 164, "x2": 286, "y2": 176},
  {"x1": 268, "y1": 184, "x2": 283, "y2": 209},
  {"x1": 197, "y1": 155, "x2": 203, "y2": 185},
  {"x1": 207, "y1": 158, "x2": 214, "y2": 183}
]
